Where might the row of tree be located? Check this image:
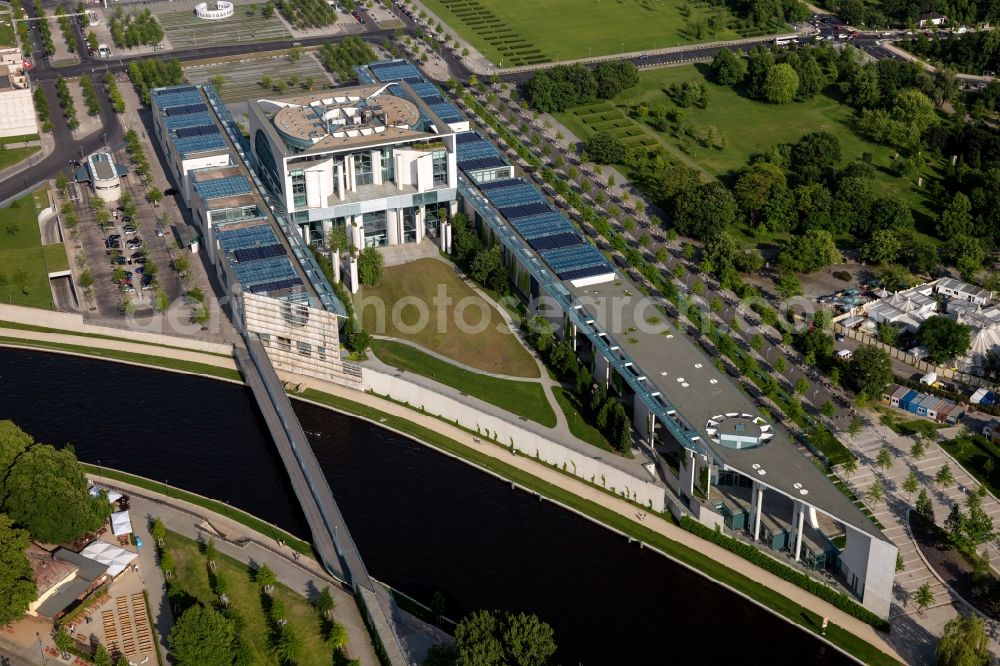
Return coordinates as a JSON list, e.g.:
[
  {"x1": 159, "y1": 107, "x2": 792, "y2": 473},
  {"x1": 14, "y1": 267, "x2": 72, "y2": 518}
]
[
  {"x1": 903, "y1": 32, "x2": 1000, "y2": 76},
  {"x1": 820, "y1": 0, "x2": 999, "y2": 28},
  {"x1": 318, "y1": 37, "x2": 376, "y2": 84},
  {"x1": 128, "y1": 58, "x2": 184, "y2": 105},
  {"x1": 424, "y1": 609, "x2": 556, "y2": 666},
  {"x1": 108, "y1": 8, "x2": 164, "y2": 49},
  {"x1": 522, "y1": 61, "x2": 640, "y2": 113}
]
